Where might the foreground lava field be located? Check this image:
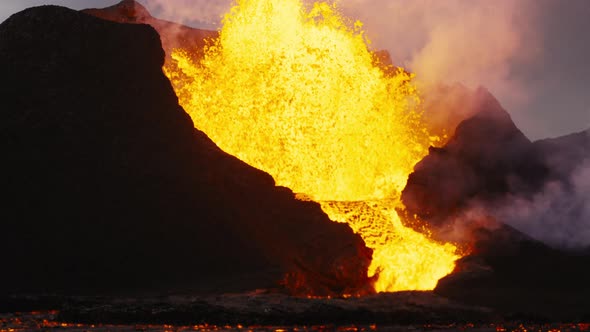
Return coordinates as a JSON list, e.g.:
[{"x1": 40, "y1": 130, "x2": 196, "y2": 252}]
[{"x1": 1, "y1": 294, "x2": 589, "y2": 331}]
